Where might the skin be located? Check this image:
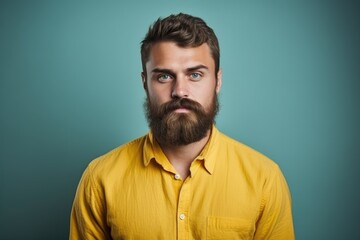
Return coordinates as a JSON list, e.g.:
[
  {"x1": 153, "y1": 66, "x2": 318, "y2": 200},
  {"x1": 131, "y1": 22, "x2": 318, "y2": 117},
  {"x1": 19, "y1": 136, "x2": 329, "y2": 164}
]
[{"x1": 142, "y1": 41, "x2": 222, "y2": 179}]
